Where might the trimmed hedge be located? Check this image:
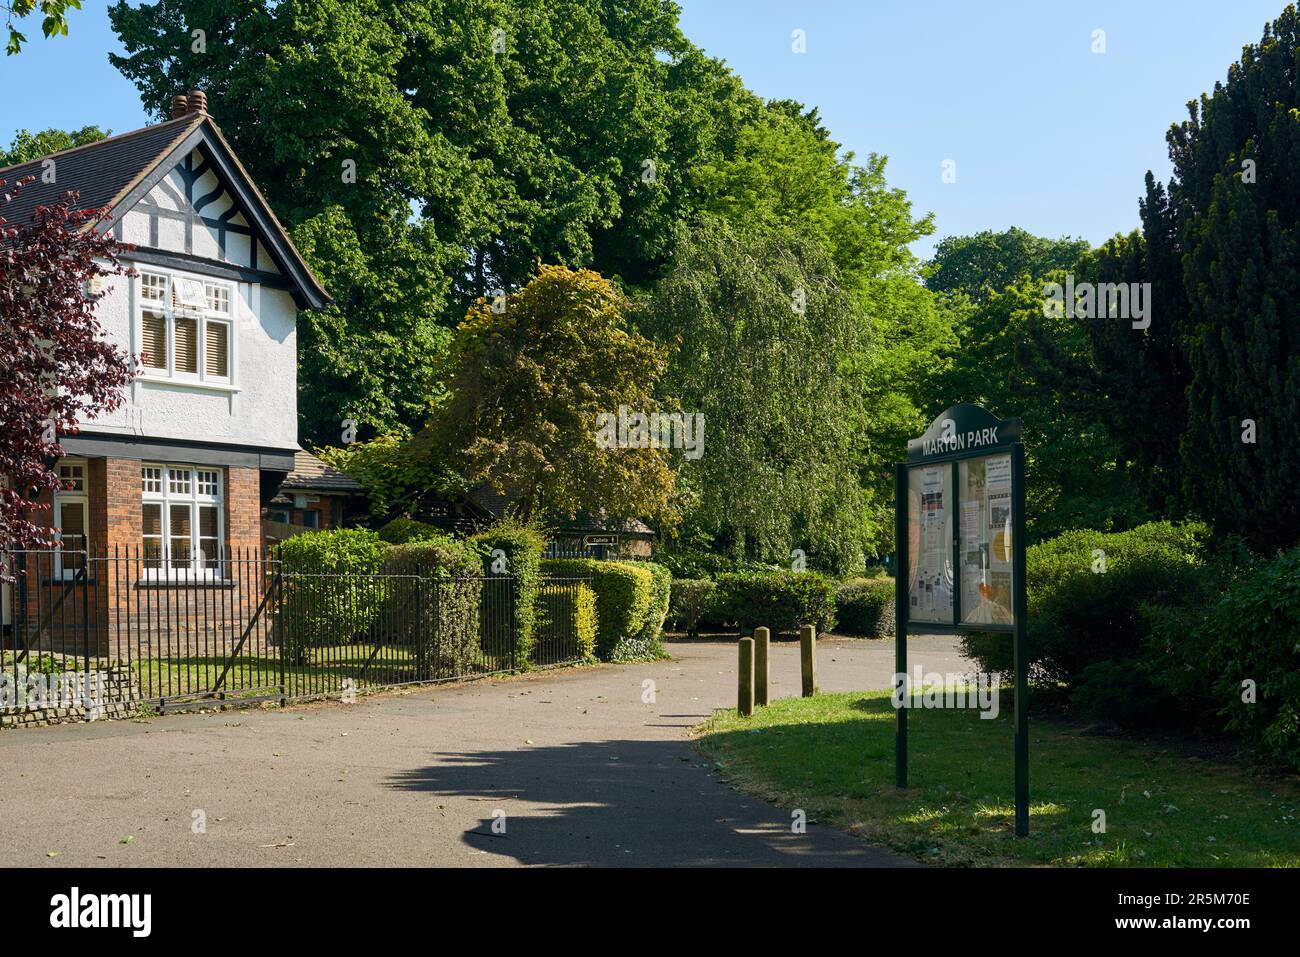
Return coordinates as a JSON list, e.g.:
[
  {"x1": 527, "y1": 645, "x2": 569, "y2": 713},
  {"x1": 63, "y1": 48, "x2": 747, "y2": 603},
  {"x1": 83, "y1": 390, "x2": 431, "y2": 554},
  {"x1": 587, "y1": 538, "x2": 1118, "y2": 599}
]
[
  {"x1": 470, "y1": 519, "x2": 546, "y2": 667},
  {"x1": 535, "y1": 583, "x2": 598, "y2": 662},
  {"x1": 542, "y1": 559, "x2": 661, "y2": 660},
  {"x1": 835, "y1": 578, "x2": 895, "y2": 637},
  {"x1": 275, "y1": 528, "x2": 390, "y2": 663},
  {"x1": 376, "y1": 517, "x2": 444, "y2": 545},
  {"x1": 714, "y1": 571, "x2": 837, "y2": 636},
  {"x1": 668, "y1": 578, "x2": 717, "y2": 637},
  {"x1": 384, "y1": 536, "x2": 484, "y2": 677},
  {"x1": 626, "y1": 560, "x2": 672, "y2": 643},
  {"x1": 961, "y1": 521, "x2": 1210, "y2": 688}
]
